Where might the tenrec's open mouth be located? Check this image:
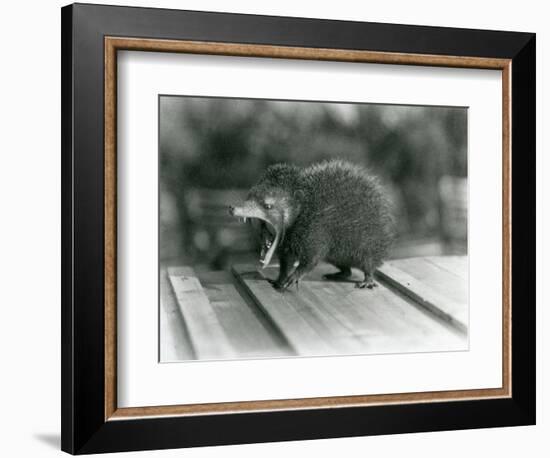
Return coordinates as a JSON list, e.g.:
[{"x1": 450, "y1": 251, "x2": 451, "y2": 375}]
[
  {"x1": 259, "y1": 221, "x2": 277, "y2": 267},
  {"x1": 234, "y1": 213, "x2": 280, "y2": 268}
]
